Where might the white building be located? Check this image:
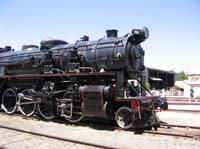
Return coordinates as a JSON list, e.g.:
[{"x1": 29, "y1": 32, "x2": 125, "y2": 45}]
[
  {"x1": 175, "y1": 72, "x2": 200, "y2": 98},
  {"x1": 184, "y1": 81, "x2": 200, "y2": 98}
]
